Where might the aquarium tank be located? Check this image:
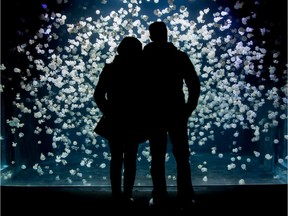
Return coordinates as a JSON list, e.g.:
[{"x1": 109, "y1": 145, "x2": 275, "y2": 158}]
[{"x1": 1, "y1": 0, "x2": 287, "y2": 186}]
